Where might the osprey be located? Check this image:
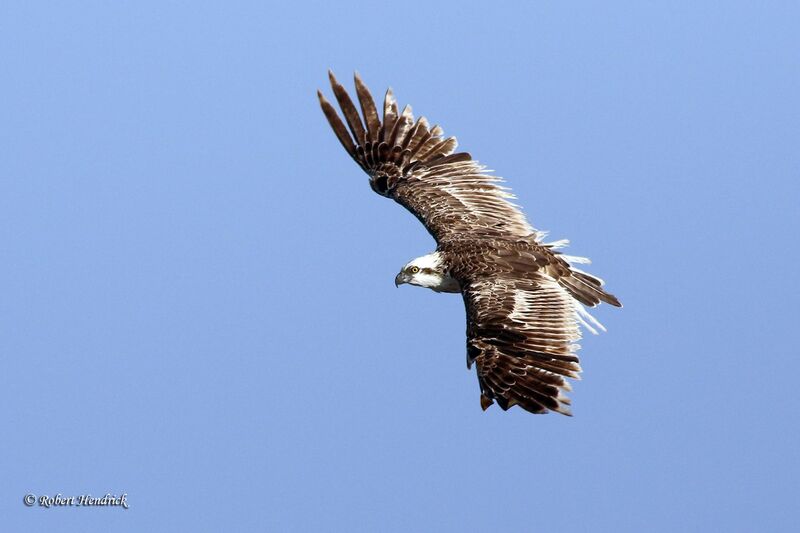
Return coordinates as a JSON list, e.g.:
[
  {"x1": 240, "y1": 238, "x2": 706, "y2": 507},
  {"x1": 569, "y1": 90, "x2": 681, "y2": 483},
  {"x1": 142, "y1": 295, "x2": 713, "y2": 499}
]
[{"x1": 318, "y1": 72, "x2": 621, "y2": 416}]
